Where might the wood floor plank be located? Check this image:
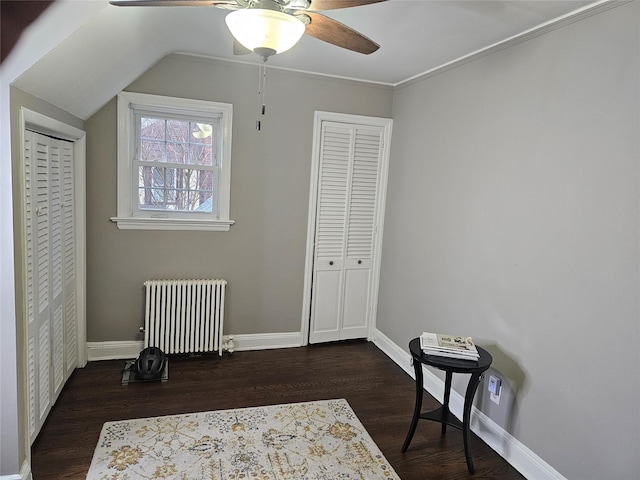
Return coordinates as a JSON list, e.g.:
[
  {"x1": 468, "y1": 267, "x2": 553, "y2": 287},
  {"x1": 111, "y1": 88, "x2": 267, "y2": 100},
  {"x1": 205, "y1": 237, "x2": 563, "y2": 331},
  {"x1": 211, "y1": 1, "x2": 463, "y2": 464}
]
[{"x1": 31, "y1": 340, "x2": 525, "y2": 479}]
